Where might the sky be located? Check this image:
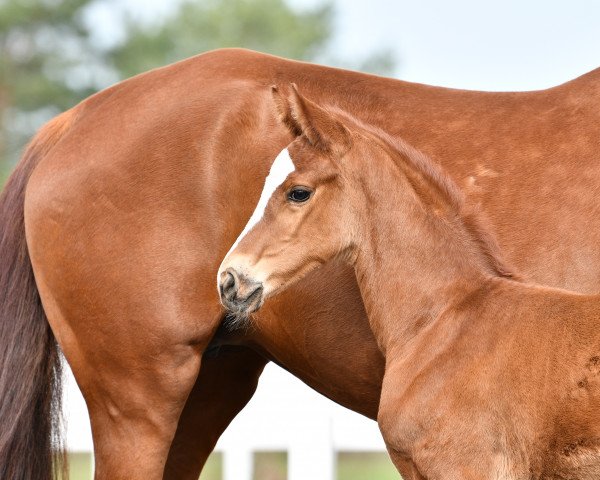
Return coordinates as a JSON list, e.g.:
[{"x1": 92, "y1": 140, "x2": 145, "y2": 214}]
[
  {"x1": 305, "y1": 0, "x2": 600, "y2": 91},
  {"x1": 113, "y1": 0, "x2": 600, "y2": 91}
]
